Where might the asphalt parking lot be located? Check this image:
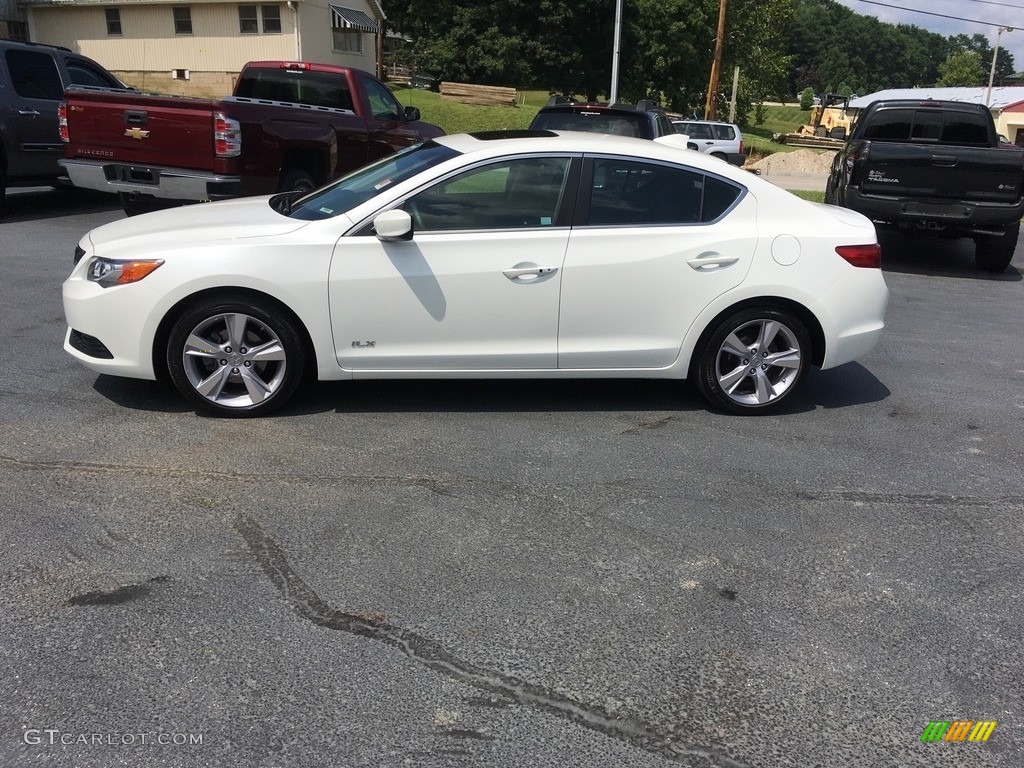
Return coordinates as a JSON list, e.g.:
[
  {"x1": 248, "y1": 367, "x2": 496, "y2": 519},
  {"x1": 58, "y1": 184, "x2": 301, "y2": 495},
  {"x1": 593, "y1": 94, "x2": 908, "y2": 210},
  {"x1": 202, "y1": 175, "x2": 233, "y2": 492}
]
[{"x1": 1, "y1": 186, "x2": 1021, "y2": 767}]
